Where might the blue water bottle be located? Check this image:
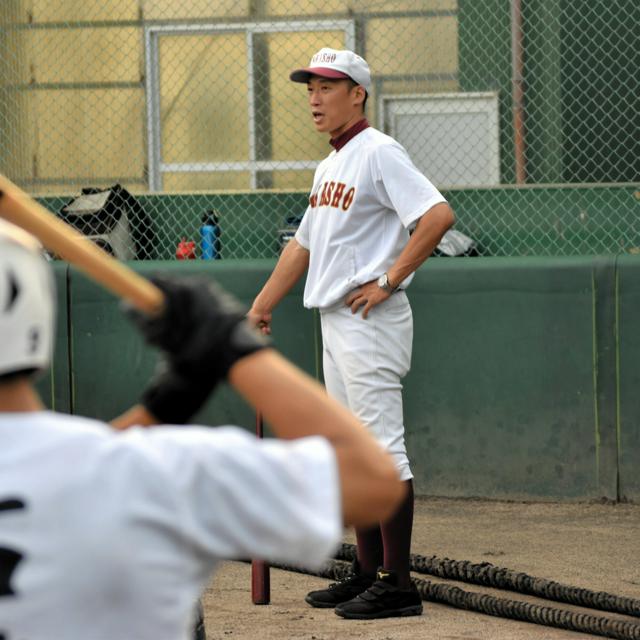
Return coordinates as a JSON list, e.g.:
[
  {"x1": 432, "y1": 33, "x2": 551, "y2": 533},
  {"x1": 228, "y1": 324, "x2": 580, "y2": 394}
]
[{"x1": 200, "y1": 211, "x2": 220, "y2": 260}]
